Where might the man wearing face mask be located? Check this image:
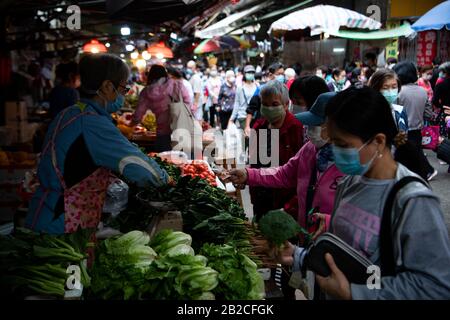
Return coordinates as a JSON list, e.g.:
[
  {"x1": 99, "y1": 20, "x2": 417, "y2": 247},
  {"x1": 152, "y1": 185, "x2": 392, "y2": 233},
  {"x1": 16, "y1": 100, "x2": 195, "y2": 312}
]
[
  {"x1": 217, "y1": 70, "x2": 237, "y2": 130},
  {"x1": 229, "y1": 65, "x2": 259, "y2": 129},
  {"x1": 26, "y1": 54, "x2": 170, "y2": 235},
  {"x1": 206, "y1": 66, "x2": 223, "y2": 128}
]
